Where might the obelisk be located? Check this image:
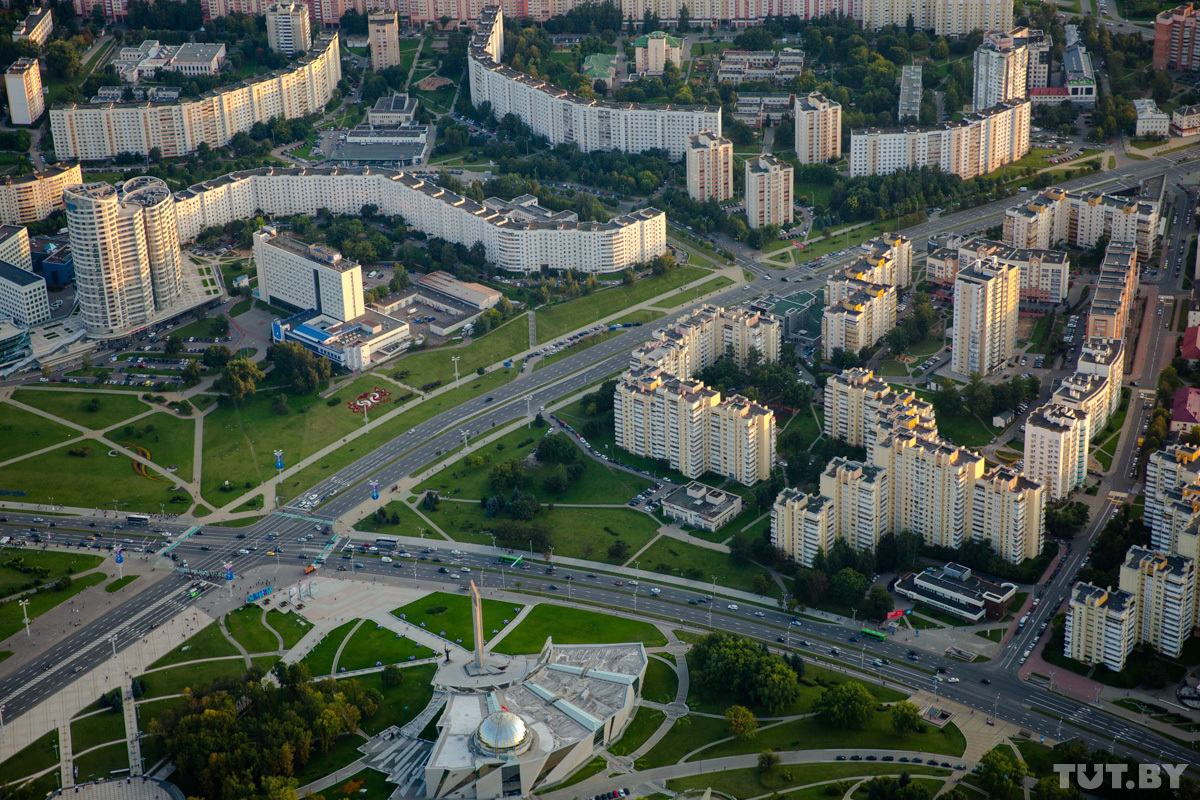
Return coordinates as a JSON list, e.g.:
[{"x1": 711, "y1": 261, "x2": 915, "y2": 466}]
[{"x1": 469, "y1": 579, "x2": 485, "y2": 670}]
